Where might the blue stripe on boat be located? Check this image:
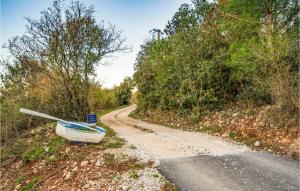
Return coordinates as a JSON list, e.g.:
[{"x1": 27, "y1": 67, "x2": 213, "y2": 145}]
[
  {"x1": 58, "y1": 121, "x2": 106, "y2": 133},
  {"x1": 72, "y1": 122, "x2": 106, "y2": 133},
  {"x1": 95, "y1": 126, "x2": 106, "y2": 133}
]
